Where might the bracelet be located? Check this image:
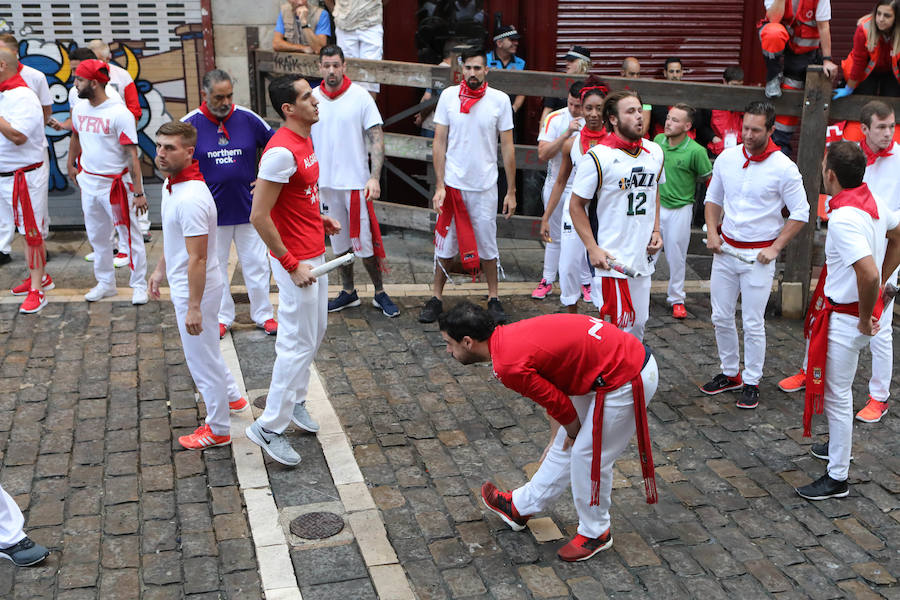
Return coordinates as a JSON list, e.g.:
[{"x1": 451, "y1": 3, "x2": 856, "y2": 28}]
[
  {"x1": 301, "y1": 23, "x2": 310, "y2": 29},
  {"x1": 133, "y1": 192, "x2": 145, "y2": 198},
  {"x1": 567, "y1": 433, "x2": 577, "y2": 440},
  {"x1": 277, "y1": 251, "x2": 299, "y2": 273},
  {"x1": 653, "y1": 229, "x2": 660, "y2": 233},
  {"x1": 822, "y1": 56, "x2": 832, "y2": 62}
]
